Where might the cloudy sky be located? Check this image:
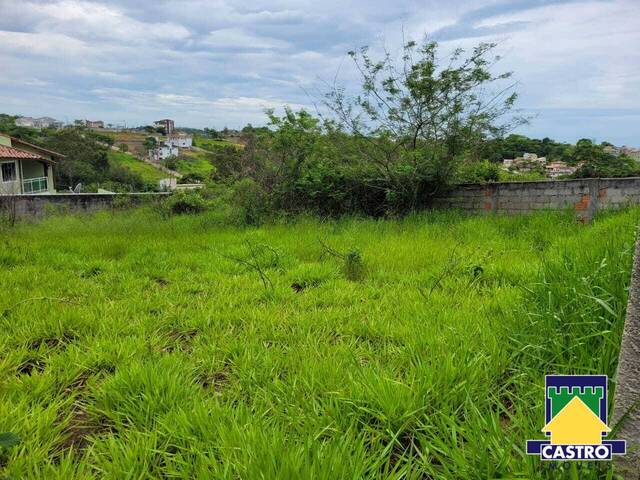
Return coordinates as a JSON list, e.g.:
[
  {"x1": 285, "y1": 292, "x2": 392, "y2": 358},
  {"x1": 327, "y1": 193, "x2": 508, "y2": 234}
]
[{"x1": 1, "y1": 0, "x2": 639, "y2": 144}]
